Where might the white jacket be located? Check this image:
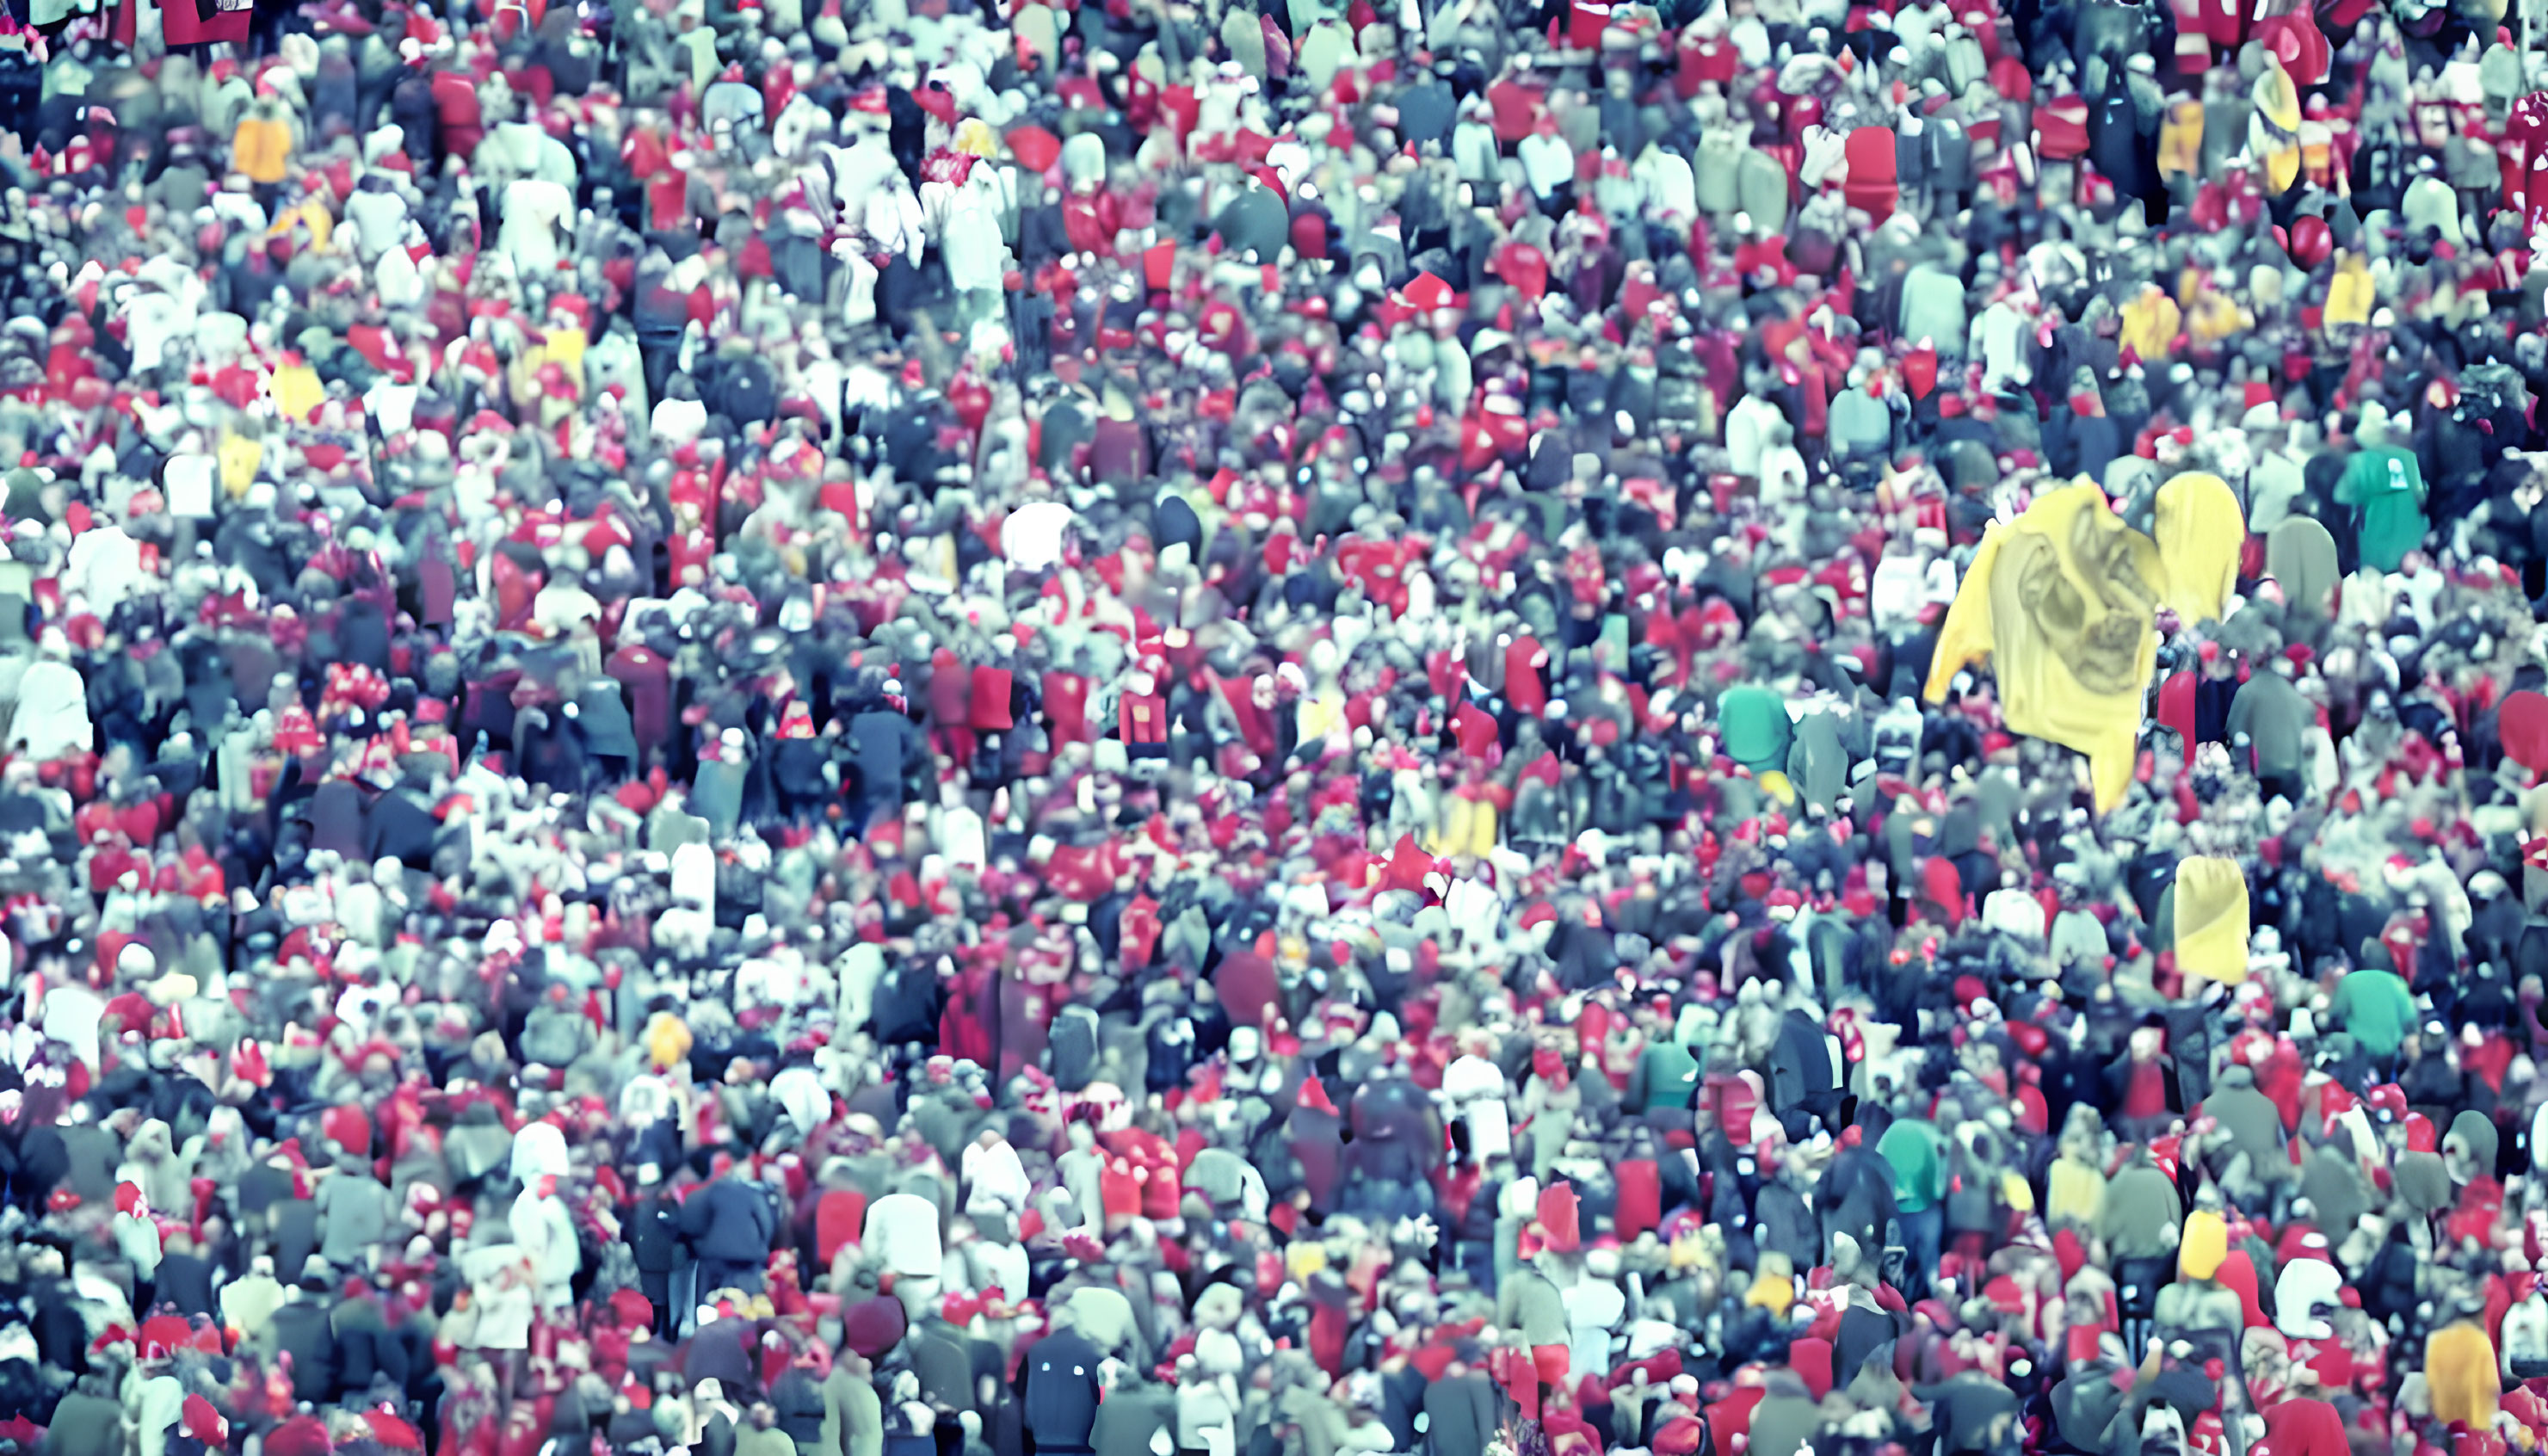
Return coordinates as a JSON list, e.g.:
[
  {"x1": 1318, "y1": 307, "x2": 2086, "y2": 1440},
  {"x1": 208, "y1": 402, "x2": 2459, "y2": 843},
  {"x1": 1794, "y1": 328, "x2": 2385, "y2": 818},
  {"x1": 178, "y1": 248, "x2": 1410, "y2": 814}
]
[
  {"x1": 1441, "y1": 1053, "x2": 1512, "y2": 1160},
  {"x1": 14, "y1": 659, "x2": 93, "y2": 762},
  {"x1": 509, "y1": 1187, "x2": 580, "y2": 1297},
  {"x1": 863, "y1": 1192, "x2": 943, "y2": 1278},
  {"x1": 961, "y1": 1137, "x2": 1031, "y2": 1216}
]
